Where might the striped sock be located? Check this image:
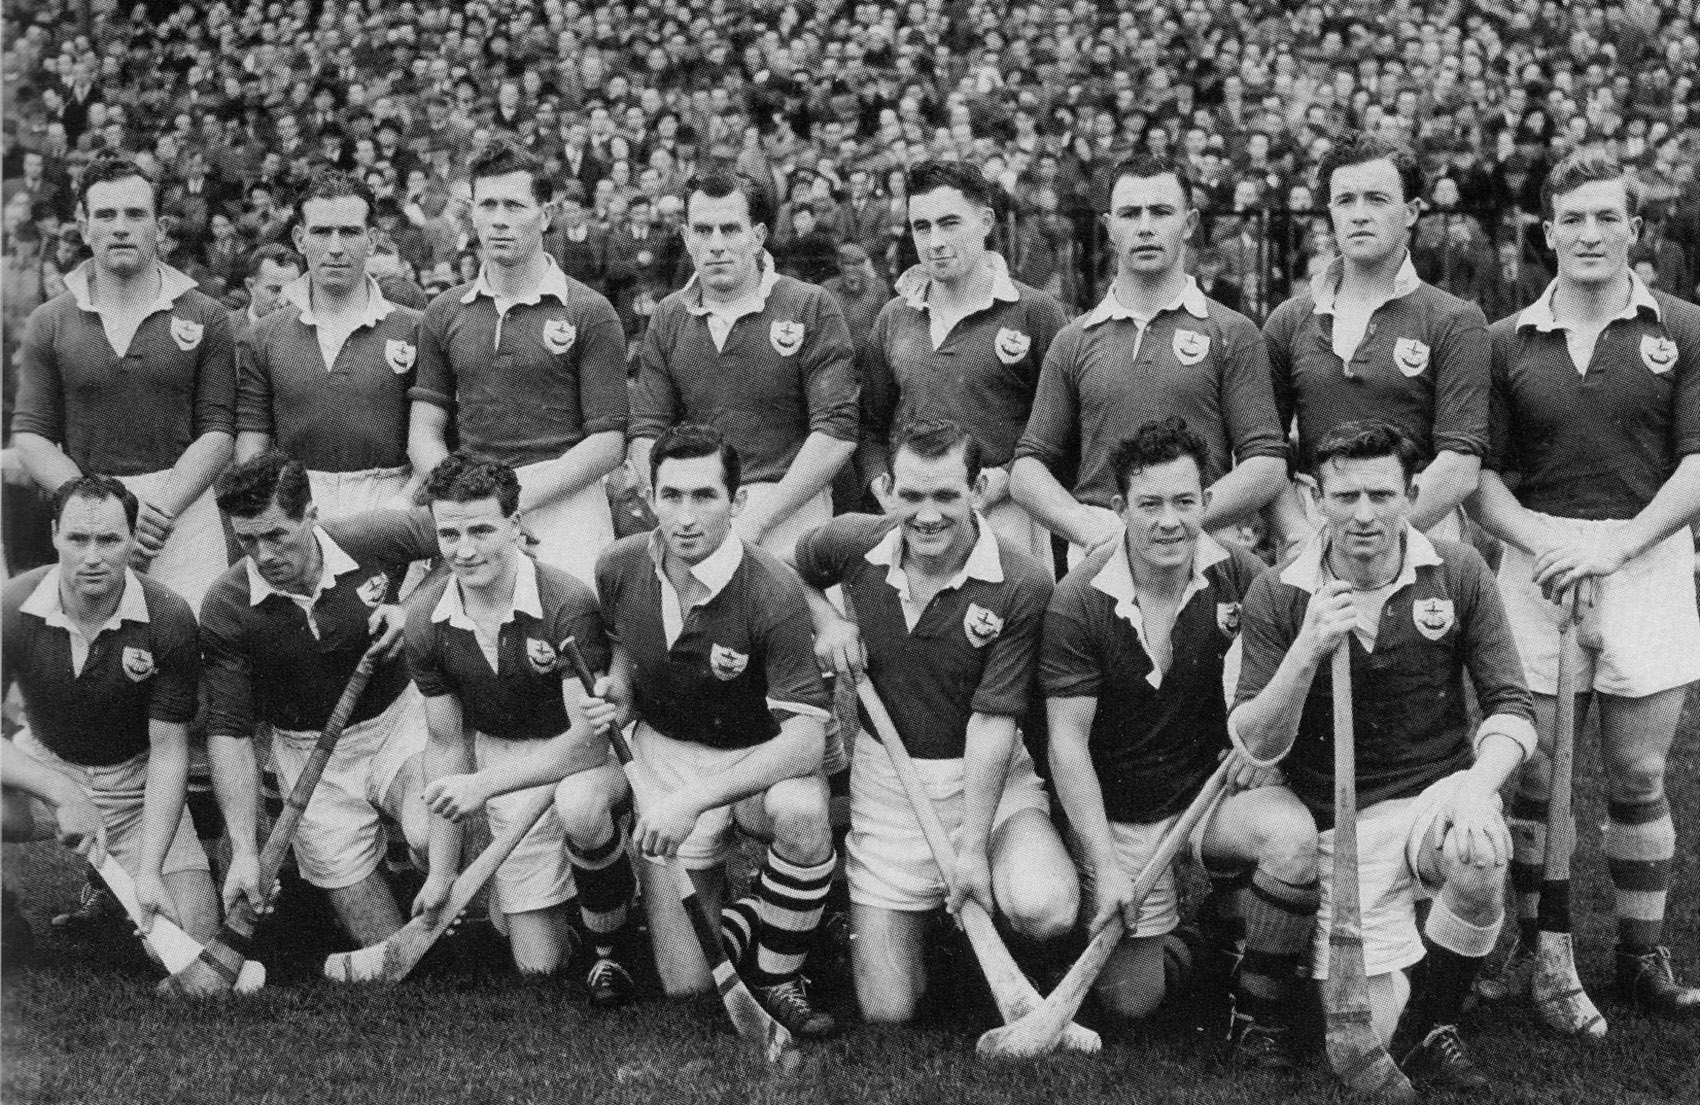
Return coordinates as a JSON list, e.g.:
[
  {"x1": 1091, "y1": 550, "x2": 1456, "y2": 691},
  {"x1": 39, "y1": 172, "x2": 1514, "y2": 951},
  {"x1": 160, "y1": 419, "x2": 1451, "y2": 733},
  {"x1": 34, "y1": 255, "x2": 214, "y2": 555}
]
[
  {"x1": 1605, "y1": 797, "x2": 1674, "y2": 953},
  {"x1": 566, "y1": 817, "x2": 635, "y2": 958},
  {"x1": 1236, "y1": 870, "x2": 1320, "y2": 1023},
  {"x1": 1200, "y1": 863, "x2": 1253, "y2": 952},
  {"x1": 746, "y1": 846, "x2": 835, "y2": 987},
  {"x1": 1507, "y1": 793, "x2": 1548, "y2": 947}
]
